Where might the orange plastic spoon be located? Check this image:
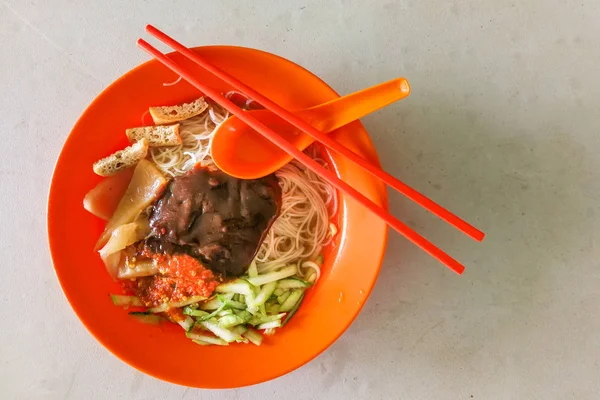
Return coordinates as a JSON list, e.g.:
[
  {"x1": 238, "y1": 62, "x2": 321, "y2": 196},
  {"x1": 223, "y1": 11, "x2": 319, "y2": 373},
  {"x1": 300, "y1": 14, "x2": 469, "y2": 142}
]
[{"x1": 211, "y1": 78, "x2": 410, "y2": 179}]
